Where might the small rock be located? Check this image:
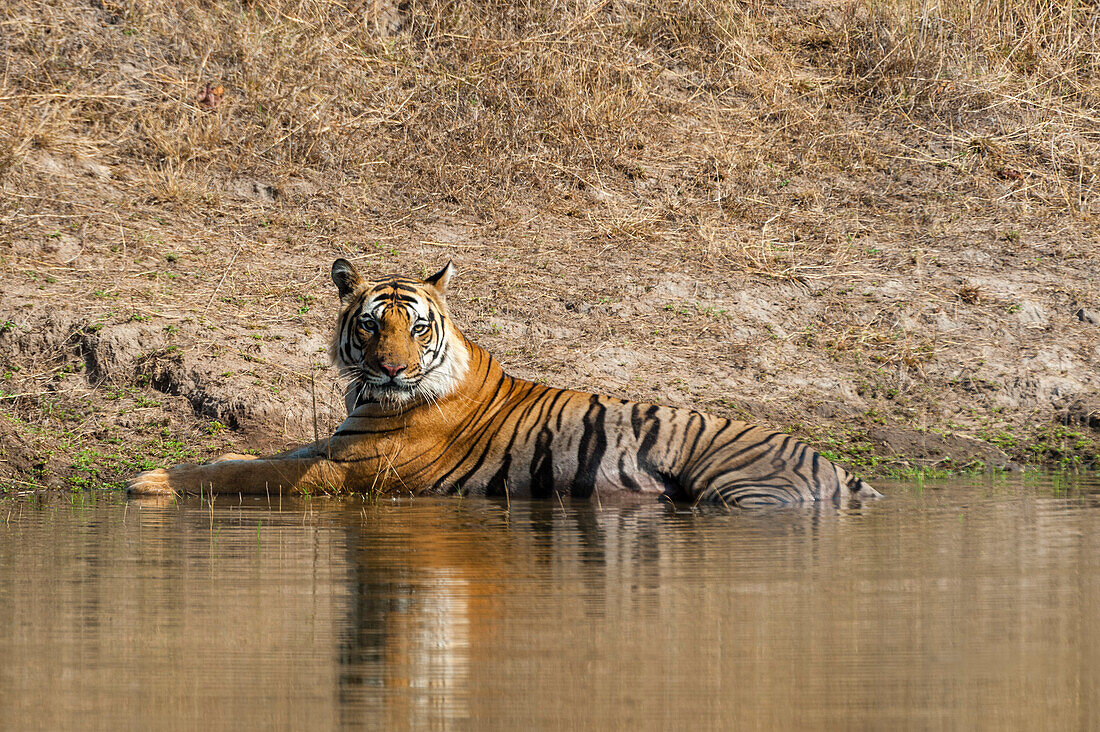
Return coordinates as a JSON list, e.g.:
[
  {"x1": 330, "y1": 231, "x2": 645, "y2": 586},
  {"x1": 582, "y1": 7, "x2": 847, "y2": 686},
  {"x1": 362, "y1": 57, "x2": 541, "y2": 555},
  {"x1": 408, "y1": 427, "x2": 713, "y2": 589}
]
[
  {"x1": 487, "y1": 317, "x2": 528, "y2": 336},
  {"x1": 1075, "y1": 308, "x2": 1100, "y2": 325},
  {"x1": 196, "y1": 83, "x2": 225, "y2": 110},
  {"x1": 809, "y1": 400, "x2": 858, "y2": 419},
  {"x1": 934, "y1": 312, "x2": 960, "y2": 332},
  {"x1": 229, "y1": 179, "x2": 279, "y2": 202},
  {"x1": 1027, "y1": 347, "x2": 1077, "y2": 373},
  {"x1": 78, "y1": 159, "x2": 111, "y2": 180},
  {"x1": 41, "y1": 233, "x2": 82, "y2": 263},
  {"x1": 26, "y1": 151, "x2": 65, "y2": 175},
  {"x1": 1015, "y1": 300, "x2": 1048, "y2": 327},
  {"x1": 1061, "y1": 400, "x2": 1100, "y2": 431},
  {"x1": 285, "y1": 178, "x2": 319, "y2": 199},
  {"x1": 547, "y1": 327, "x2": 580, "y2": 340},
  {"x1": 652, "y1": 274, "x2": 695, "y2": 300},
  {"x1": 583, "y1": 186, "x2": 614, "y2": 204},
  {"x1": 363, "y1": 0, "x2": 405, "y2": 37},
  {"x1": 959, "y1": 248, "x2": 993, "y2": 265}
]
